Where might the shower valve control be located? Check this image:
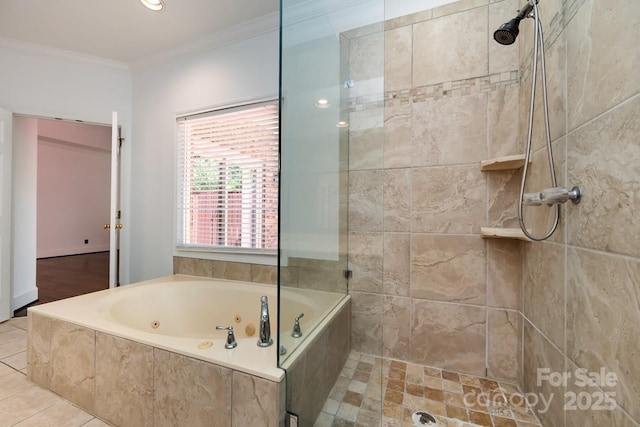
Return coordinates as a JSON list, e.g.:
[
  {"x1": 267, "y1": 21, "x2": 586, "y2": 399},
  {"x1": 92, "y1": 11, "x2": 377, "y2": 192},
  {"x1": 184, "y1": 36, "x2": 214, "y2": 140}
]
[
  {"x1": 216, "y1": 326, "x2": 238, "y2": 349},
  {"x1": 523, "y1": 186, "x2": 582, "y2": 206}
]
